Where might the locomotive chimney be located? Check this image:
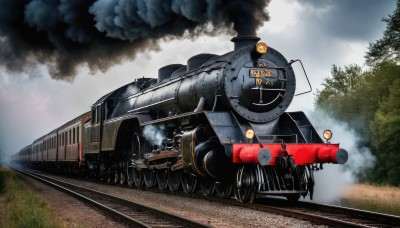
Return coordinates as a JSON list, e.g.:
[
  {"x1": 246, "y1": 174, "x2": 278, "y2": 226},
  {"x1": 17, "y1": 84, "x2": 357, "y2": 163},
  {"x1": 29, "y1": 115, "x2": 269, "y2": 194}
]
[{"x1": 231, "y1": 36, "x2": 261, "y2": 50}]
